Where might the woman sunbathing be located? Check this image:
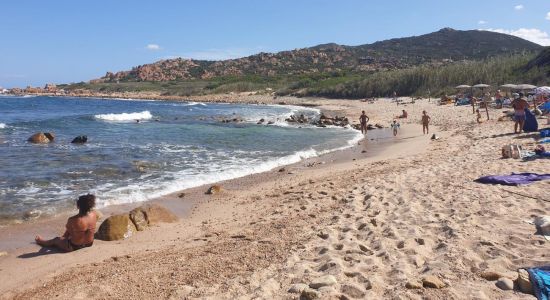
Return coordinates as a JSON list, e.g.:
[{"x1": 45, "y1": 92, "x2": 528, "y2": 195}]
[{"x1": 35, "y1": 194, "x2": 98, "y2": 252}]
